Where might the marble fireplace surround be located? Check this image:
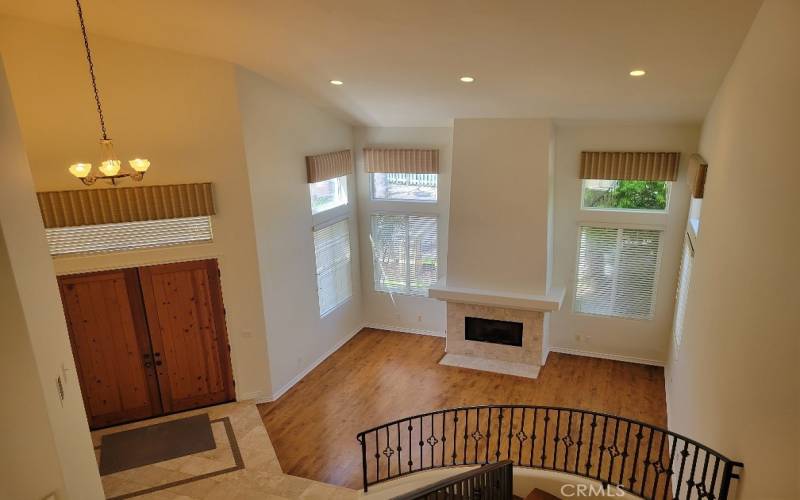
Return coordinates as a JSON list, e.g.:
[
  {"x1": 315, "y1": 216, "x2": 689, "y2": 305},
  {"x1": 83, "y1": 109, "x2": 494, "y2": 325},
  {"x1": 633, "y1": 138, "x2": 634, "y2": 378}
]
[{"x1": 429, "y1": 284, "x2": 564, "y2": 379}]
